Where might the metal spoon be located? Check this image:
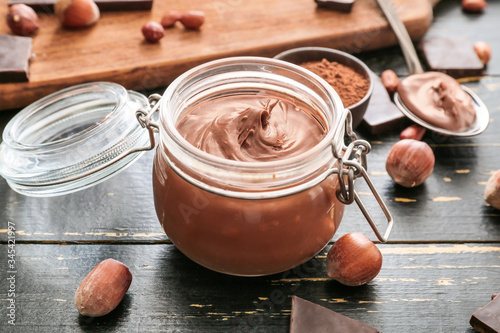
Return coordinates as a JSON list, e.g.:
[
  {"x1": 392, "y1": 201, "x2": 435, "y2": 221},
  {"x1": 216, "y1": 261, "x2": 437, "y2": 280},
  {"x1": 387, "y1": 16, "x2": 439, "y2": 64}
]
[{"x1": 375, "y1": 0, "x2": 489, "y2": 137}]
